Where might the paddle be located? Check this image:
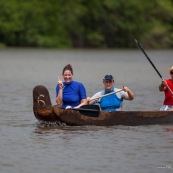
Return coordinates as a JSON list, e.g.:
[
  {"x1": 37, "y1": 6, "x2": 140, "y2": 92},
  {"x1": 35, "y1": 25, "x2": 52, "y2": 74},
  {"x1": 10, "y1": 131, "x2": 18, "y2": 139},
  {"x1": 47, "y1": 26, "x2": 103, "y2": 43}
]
[
  {"x1": 64, "y1": 105, "x2": 100, "y2": 117},
  {"x1": 90, "y1": 89, "x2": 123, "y2": 101},
  {"x1": 135, "y1": 39, "x2": 173, "y2": 95}
]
